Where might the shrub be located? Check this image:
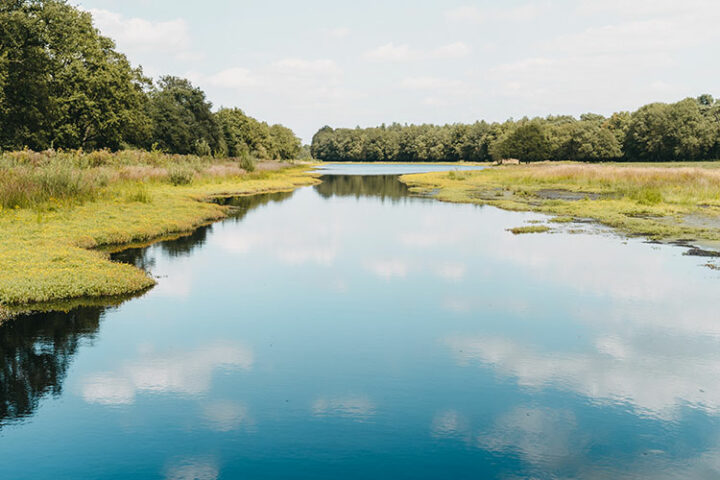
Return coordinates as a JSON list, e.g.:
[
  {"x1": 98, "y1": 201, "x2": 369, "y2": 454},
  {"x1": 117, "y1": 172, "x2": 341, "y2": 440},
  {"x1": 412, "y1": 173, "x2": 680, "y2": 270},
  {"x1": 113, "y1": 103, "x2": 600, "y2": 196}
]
[
  {"x1": 239, "y1": 154, "x2": 256, "y2": 173},
  {"x1": 168, "y1": 165, "x2": 195, "y2": 186},
  {"x1": 194, "y1": 139, "x2": 213, "y2": 157}
]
